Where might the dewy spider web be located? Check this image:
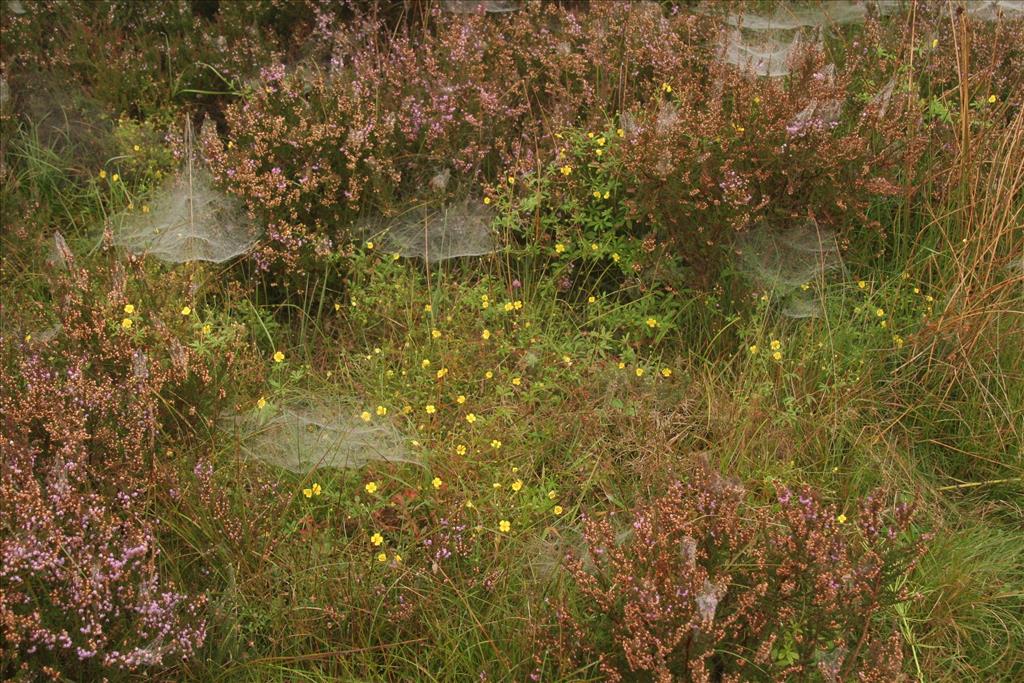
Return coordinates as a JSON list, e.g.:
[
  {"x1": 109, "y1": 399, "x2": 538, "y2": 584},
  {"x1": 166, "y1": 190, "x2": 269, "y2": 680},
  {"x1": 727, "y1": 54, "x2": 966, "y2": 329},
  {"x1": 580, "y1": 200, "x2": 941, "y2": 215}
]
[
  {"x1": 115, "y1": 118, "x2": 259, "y2": 264},
  {"x1": 362, "y1": 198, "x2": 499, "y2": 263},
  {"x1": 735, "y1": 219, "x2": 843, "y2": 319},
  {"x1": 225, "y1": 399, "x2": 421, "y2": 474}
]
